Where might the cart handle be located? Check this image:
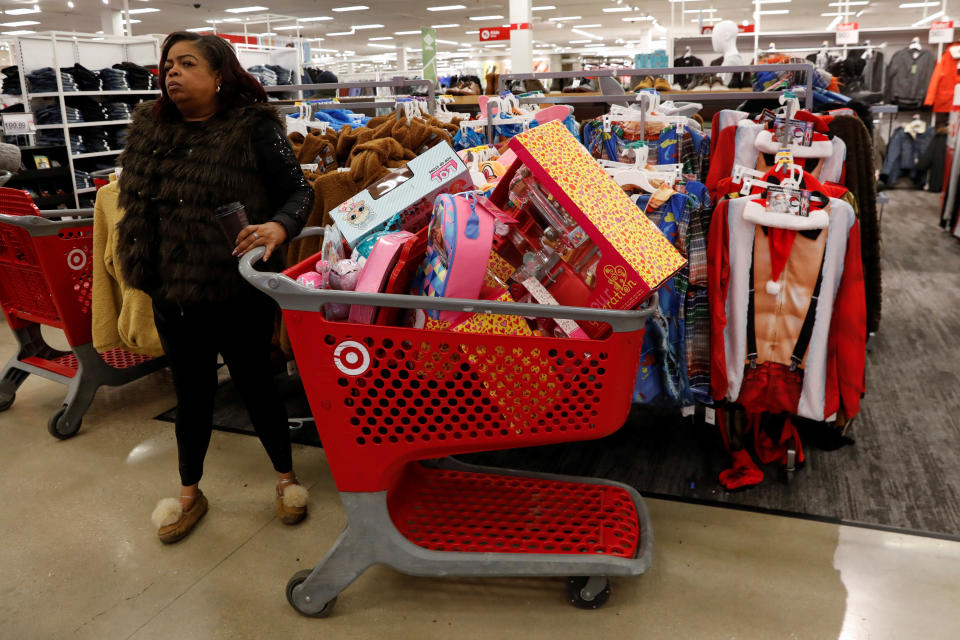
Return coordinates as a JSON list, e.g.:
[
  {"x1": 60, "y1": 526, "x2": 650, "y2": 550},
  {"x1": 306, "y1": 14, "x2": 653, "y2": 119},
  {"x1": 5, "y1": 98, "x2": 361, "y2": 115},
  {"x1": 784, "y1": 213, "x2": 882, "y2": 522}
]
[
  {"x1": 0, "y1": 210, "x2": 93, "y2": 236},
  {"x1": 239, "y1": 227, "x2": 657, "y2": 334}
]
